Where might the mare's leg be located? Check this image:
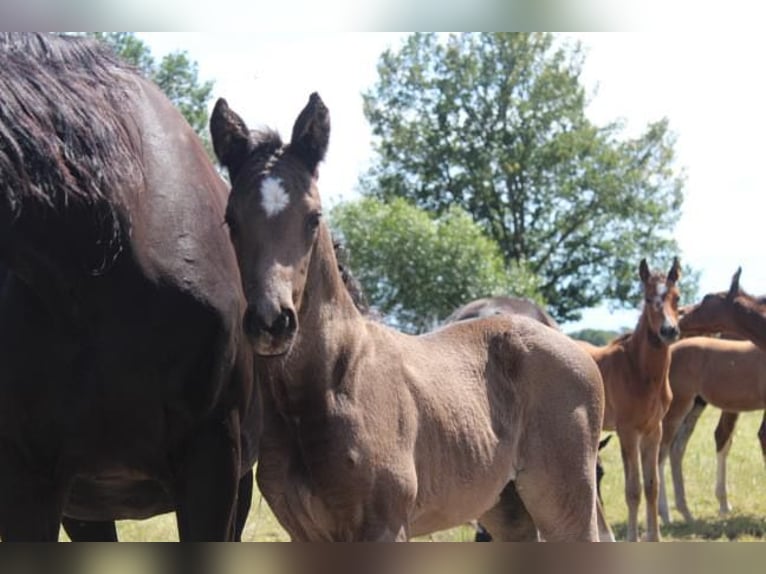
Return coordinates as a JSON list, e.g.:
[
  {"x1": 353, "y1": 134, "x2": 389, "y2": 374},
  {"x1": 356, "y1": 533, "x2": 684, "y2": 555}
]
[
  {"x1": 0, "y1": 444, "x2": 63, "y2": 541},
  {"x1": 669, "y1": 398, "x2": 705, "y2": 522},
  {"x1": 175, "y1": 410, "x2": 241, "y2": 541},
  {"x1": 759, "y1": 411, "x2": 766, "y2": 468},
  {"x1": 639, "y1": 425, "x2": 663, "y2": 542},
  {"x1": 61, "y1": 517, "x2": 118, "y2": 542},
  {"x1": 477, "y1": 482, "x2": 538, "y2": 541},
  {"x1": 618, "y1": 428, "x2": 642, "y2": 542},
  {"x1": 233, "y1": 468, "x2": 254, "y2": 541},
  {"x1": 714, "y1": 411, "x2": 738, "y2": 515}
]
